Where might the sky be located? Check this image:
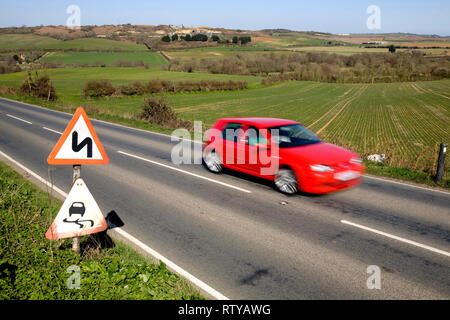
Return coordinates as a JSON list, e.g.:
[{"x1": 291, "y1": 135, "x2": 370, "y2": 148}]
[{"x1": 0, "y1": 0, "x2": 448, "y2": 36}]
